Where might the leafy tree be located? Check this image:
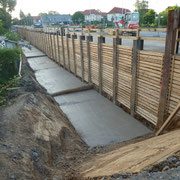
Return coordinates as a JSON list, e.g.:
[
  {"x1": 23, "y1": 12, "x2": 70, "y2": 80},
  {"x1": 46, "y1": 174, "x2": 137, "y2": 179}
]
[
  {"x1": 144, "y1": 9, "x2": 156, "y2": 26},
  {"x1": 0, "y1": 19, "x2": 6, "y2": 34},
  {"x1": 0, "y1": 0, "x2": 16, "y2": 12},
  {"x1": 48, "y1": 11, "x2": 59, "y2": 15},
  {"x1": 19, "y1": 10, "x2": 33, "y2": 25},
  {"x1": 159, "y1": 5, "x2": 180, "y2": 26},
  {"x1": 72, "y1": 11, "x2": 84, "y2": 24},
  {"x1": 38, "y1": 12, "x2": 47, "y2": 16},
  {"x1": 0, "y1": 8, "x2": 11, "y2": 29},
  {"x1": 135, "y1": 0, "x2": 149, "y2": 26},
  {"x1": 19, "y1": 9, "x2": 25, "y2": 20}
]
